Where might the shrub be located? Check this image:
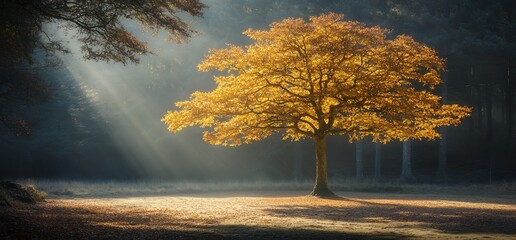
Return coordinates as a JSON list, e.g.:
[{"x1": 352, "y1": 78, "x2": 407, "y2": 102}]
[
  {"x1": 0, "y1": 181, "x2": 46, "y2": 206},
  {"x1": 0, "y1": 189, "x2": 10, "y2": 206},
  {"x1": 23, "y1": 183, "x2": 47, "y2": 202}
]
